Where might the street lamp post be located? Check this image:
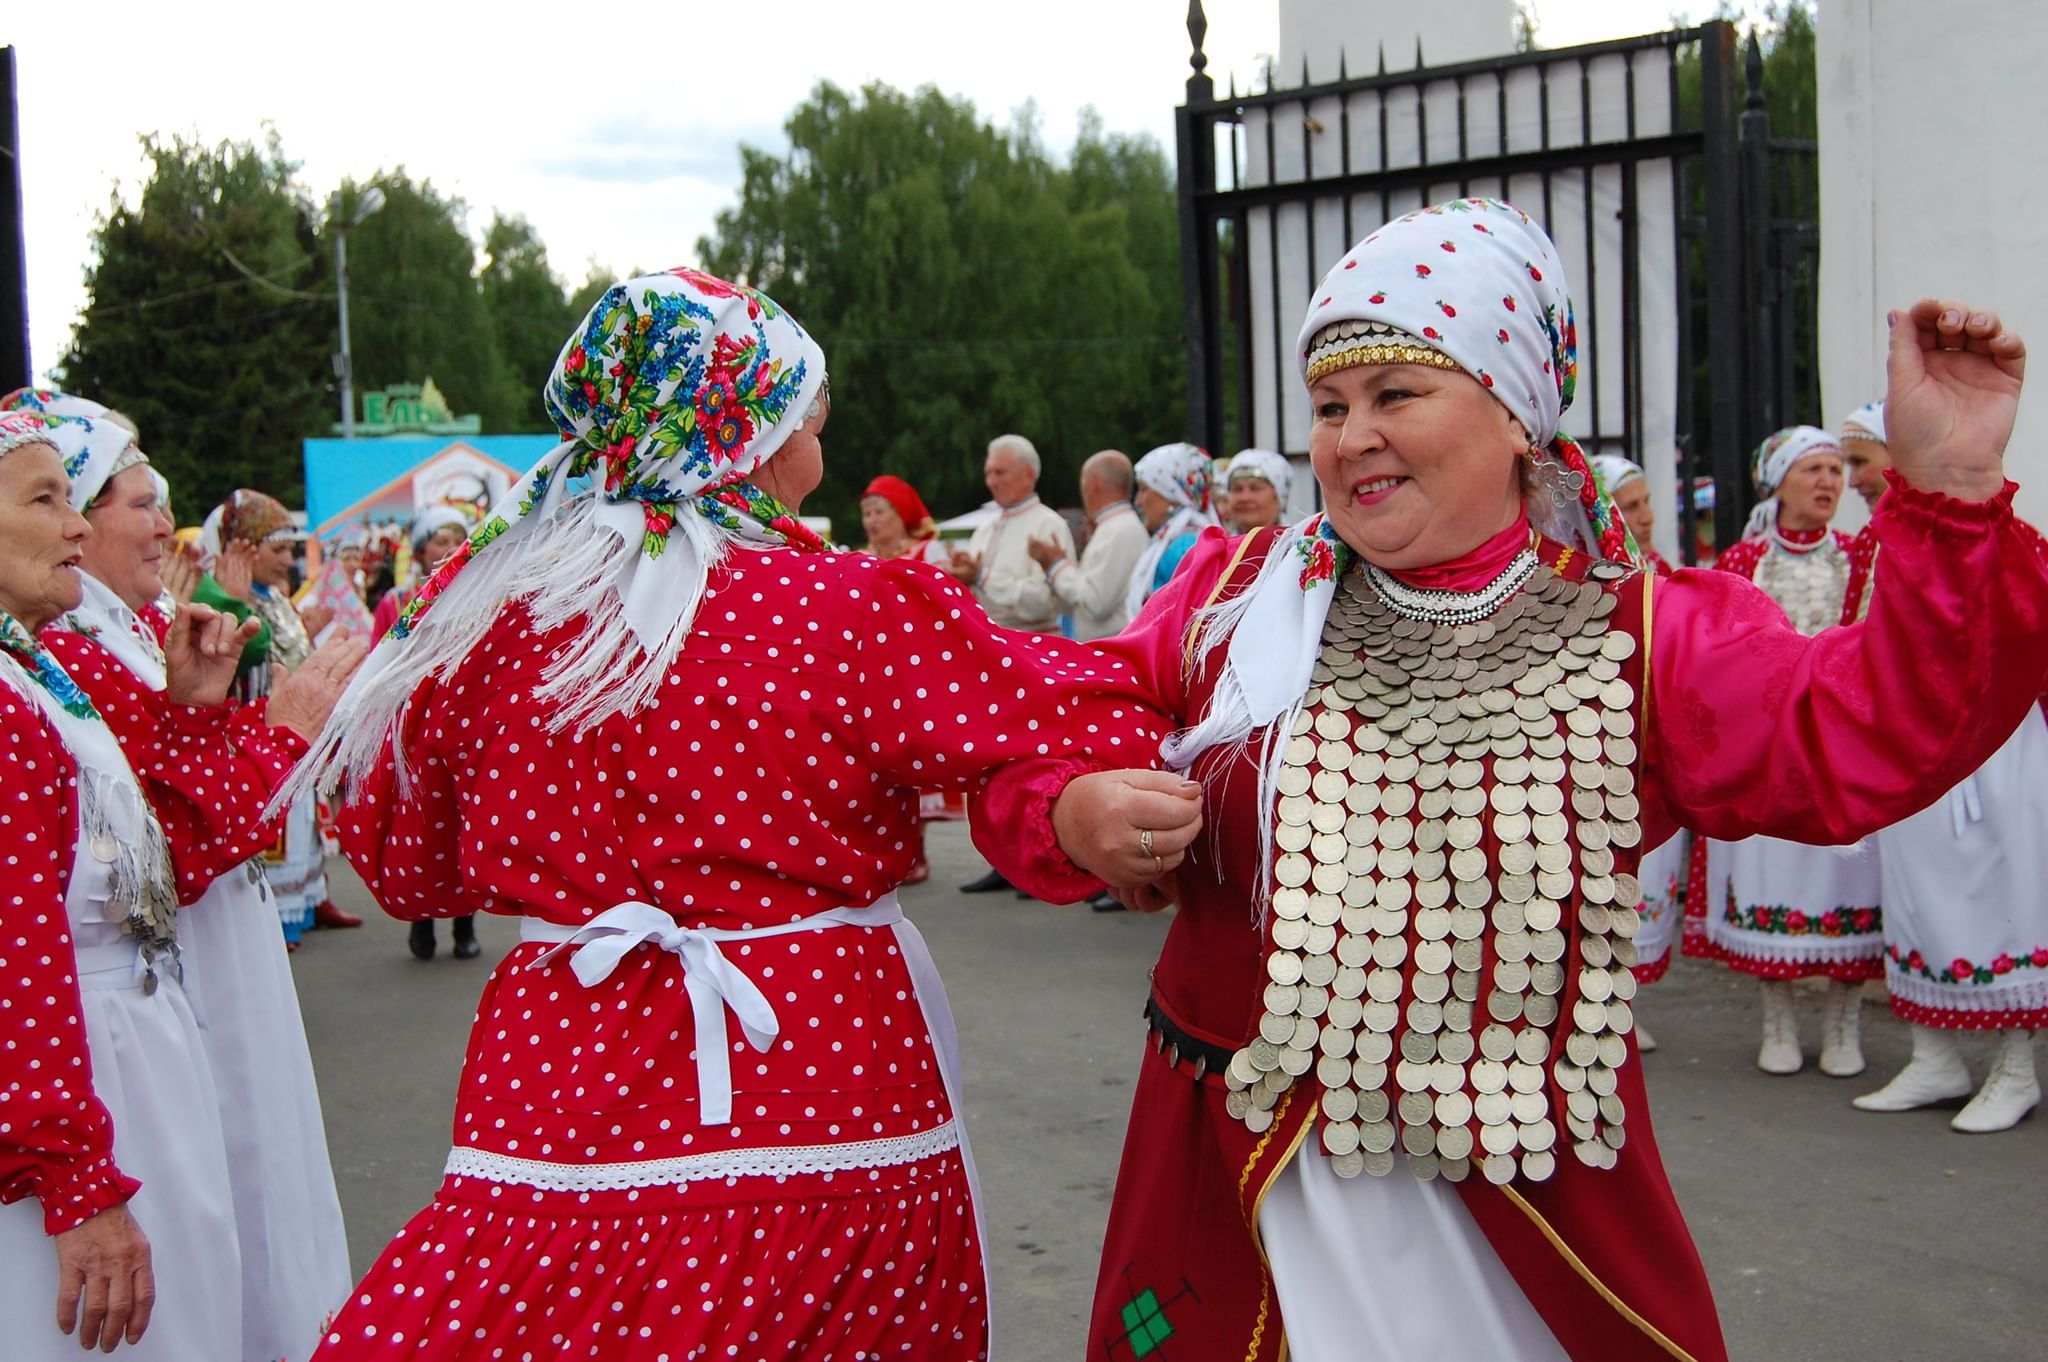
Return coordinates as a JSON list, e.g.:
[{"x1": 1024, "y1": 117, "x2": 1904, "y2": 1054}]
[{"x1": 331, "y1": 187, "x2": 385, "y2": 439}]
